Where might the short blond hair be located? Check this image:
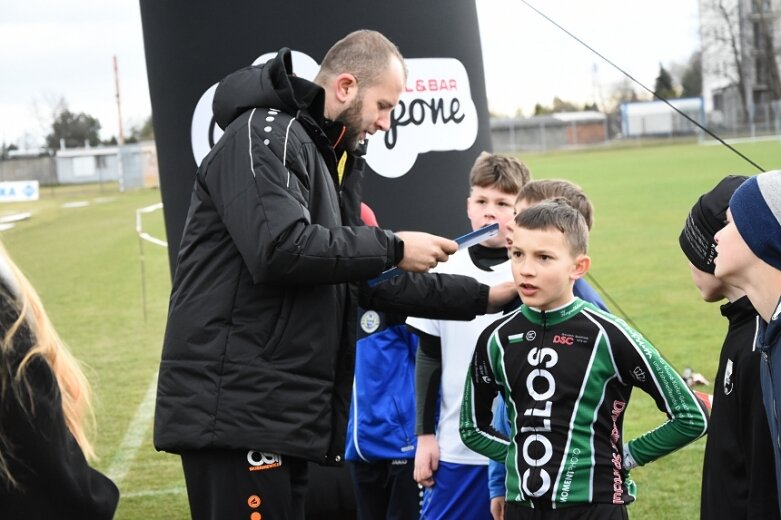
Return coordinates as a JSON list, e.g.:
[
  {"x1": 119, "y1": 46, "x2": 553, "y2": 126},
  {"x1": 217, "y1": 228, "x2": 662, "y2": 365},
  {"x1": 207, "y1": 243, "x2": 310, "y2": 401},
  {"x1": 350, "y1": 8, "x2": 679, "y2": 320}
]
[
  {"x1": 516, "y1": 179, "x2": 594, "y2": 230},
  {"x1": 469, "y1": 152, "x2": 531, "y2": 195}
]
